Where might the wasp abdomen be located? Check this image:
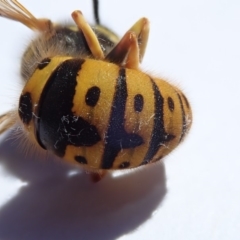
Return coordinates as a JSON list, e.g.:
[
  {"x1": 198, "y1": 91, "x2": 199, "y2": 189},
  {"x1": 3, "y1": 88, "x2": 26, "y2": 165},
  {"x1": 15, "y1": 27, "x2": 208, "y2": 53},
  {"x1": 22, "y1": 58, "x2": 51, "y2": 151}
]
[{"x1": 19, "y1": 57, "x2": 191, "y2": 170}]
